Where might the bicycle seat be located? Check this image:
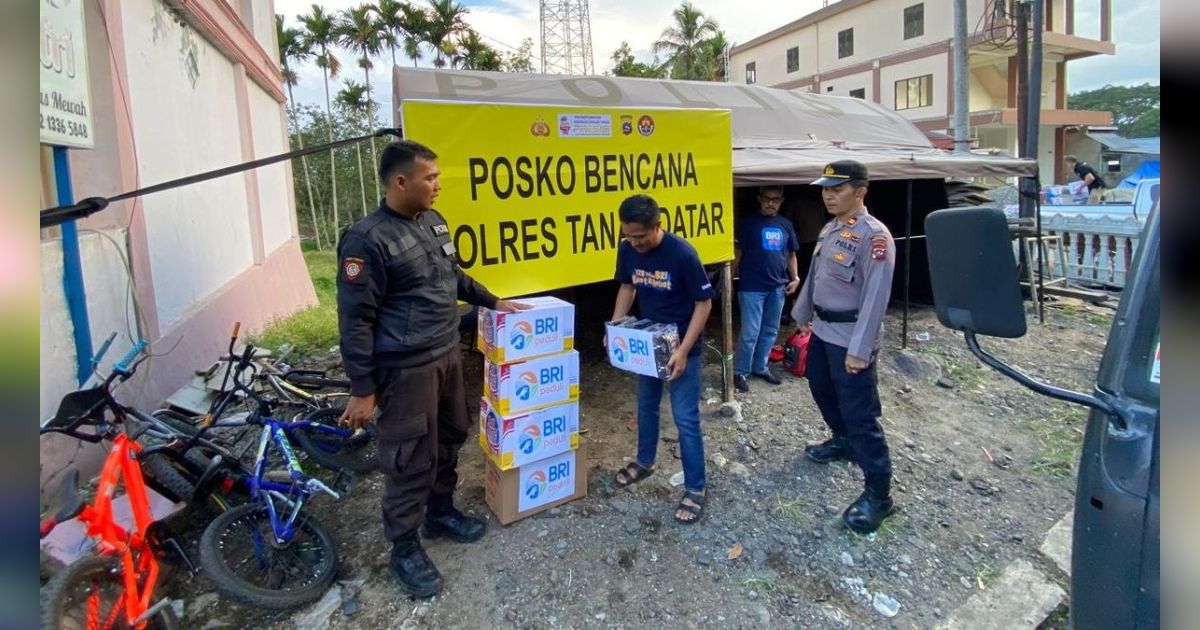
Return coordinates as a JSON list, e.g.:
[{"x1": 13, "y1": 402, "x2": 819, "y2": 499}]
[
  {"x1": 45, "y1": 387, "x2": 107, "y2": 429},
  {"x1": 264, "y1": 470, "x2": 296, "y2": 484}
]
